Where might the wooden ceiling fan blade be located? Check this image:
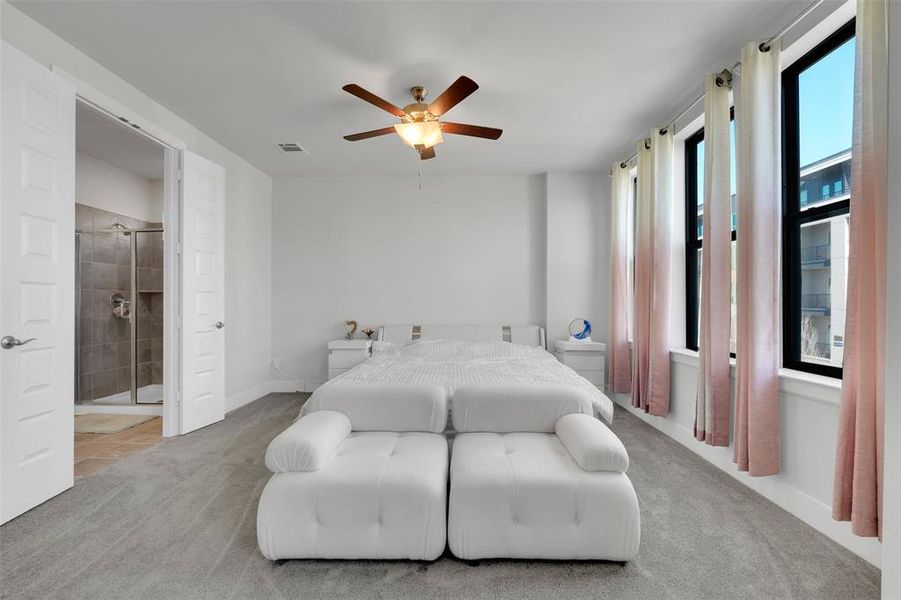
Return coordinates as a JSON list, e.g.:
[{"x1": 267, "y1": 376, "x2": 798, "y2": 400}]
[
  {"x1": 419, "y1": 146, "x2": 436, "y2": 160},
  {"x1": 343, "y1": 126, "x2": 397, "y2": 141},
  {"x1": 342, "y1": 84, "x2": 406, "y2": 117},
  {"x1": 440, "y1": 122, "x2": 503, "y2": 140},
  {"x1": 427, "y1": 76, "x2": 479, "y2": 117}
]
